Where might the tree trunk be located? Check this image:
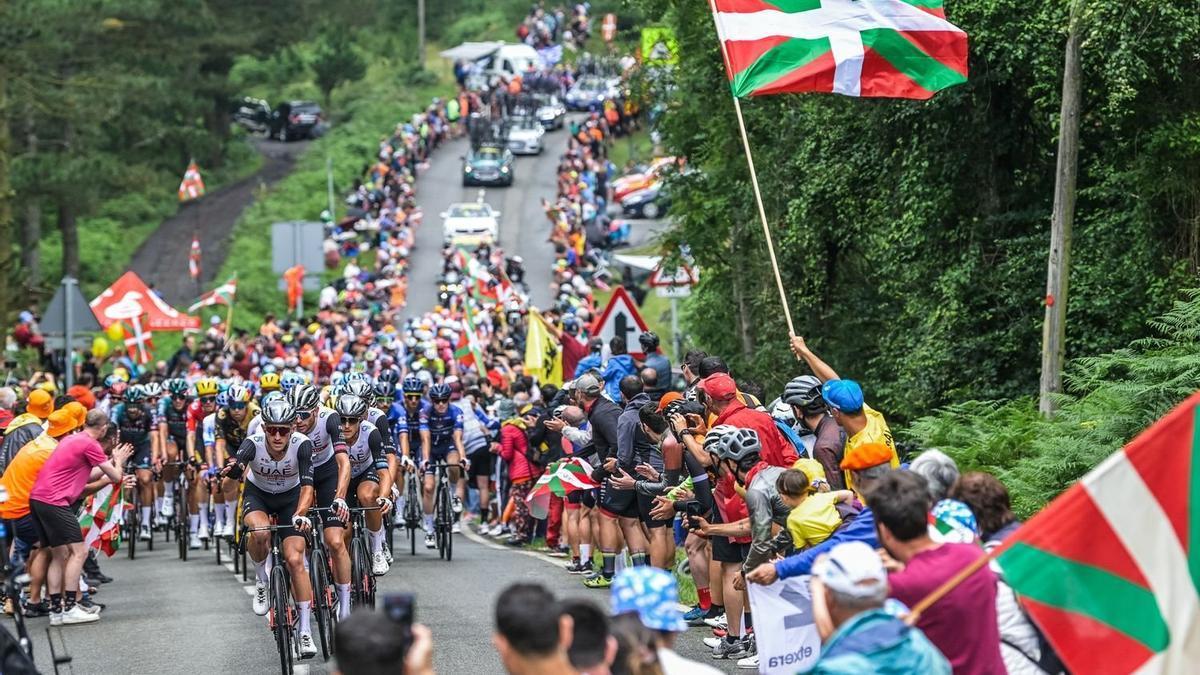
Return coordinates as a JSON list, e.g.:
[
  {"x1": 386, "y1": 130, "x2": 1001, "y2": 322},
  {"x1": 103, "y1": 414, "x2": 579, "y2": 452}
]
[
  {"x1": 58, "y1": 118, "x2": 79, "y2": 278},
  {"x1": 730, "y1": 221, "x2": 756, "y2": 361},
  {"x1": 0, "y1": 61, "x2": 16, "y2": 327},
  {"x1": 1039, "y1": 0, "x2": 1085, "y2": 416},
  {"x1": 417, "y1": 0, "x2": 426, "y2": 69},
  {"x1": 21, "y1": 109, "x2": 41, "y2": 288}
]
